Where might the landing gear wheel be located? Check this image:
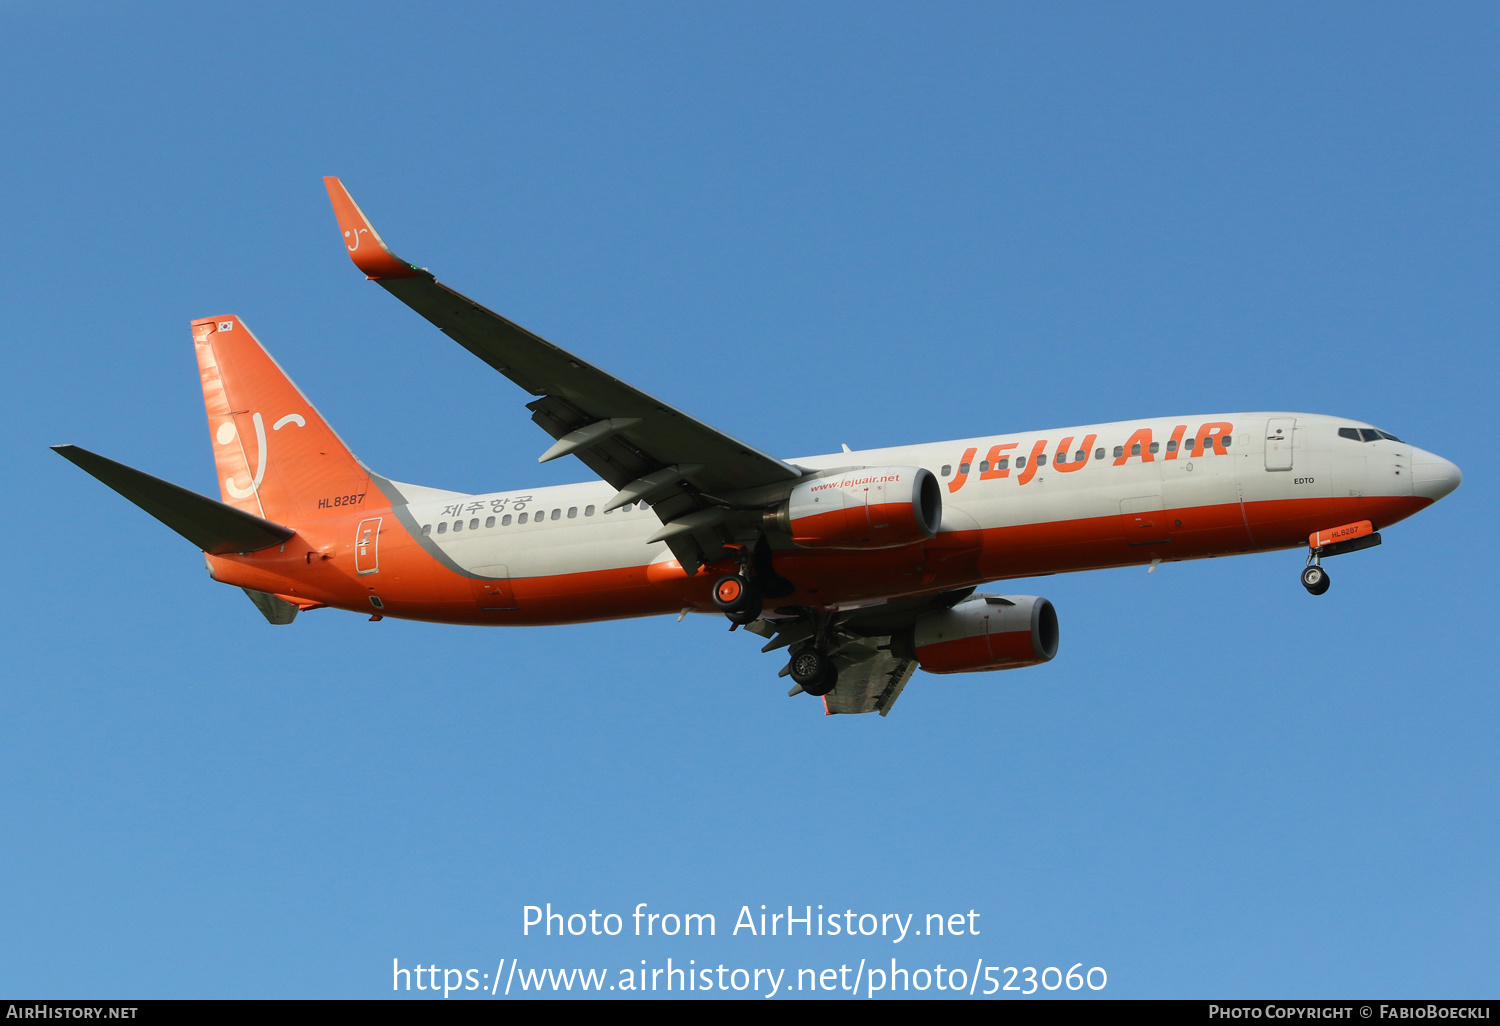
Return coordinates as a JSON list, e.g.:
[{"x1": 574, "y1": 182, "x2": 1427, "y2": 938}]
[
  {"x1": 801, "y1": 665, "x2": 838, "y2": 698},
  {"x1": 712, "y1": 574, "x2": 763, "y2": 623},
  {"x1": 726, "y1": 605, "x2": 763, "y2": 626},
  {"x1": 789, "y1": 647, "x2": 830, "y2": 687},
  {"x1": 1301, "y1": 564, "x2": 1330, "y2": 595}
]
